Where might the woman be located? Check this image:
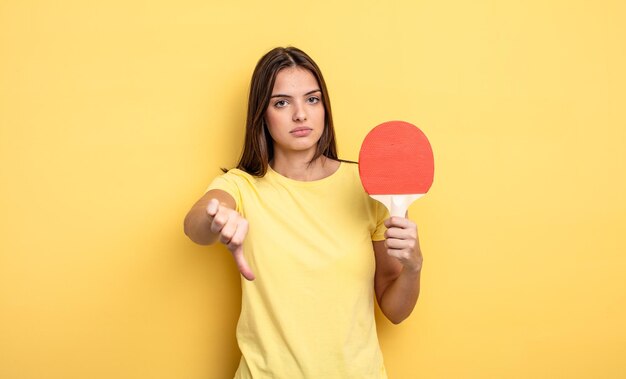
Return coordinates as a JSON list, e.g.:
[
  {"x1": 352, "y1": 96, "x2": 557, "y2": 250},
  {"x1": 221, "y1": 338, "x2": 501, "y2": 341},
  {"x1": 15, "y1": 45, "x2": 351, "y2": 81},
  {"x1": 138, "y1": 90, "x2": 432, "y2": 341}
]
[{"x1": 184, "y1": 46, "x2": 423, "y2": 378}]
